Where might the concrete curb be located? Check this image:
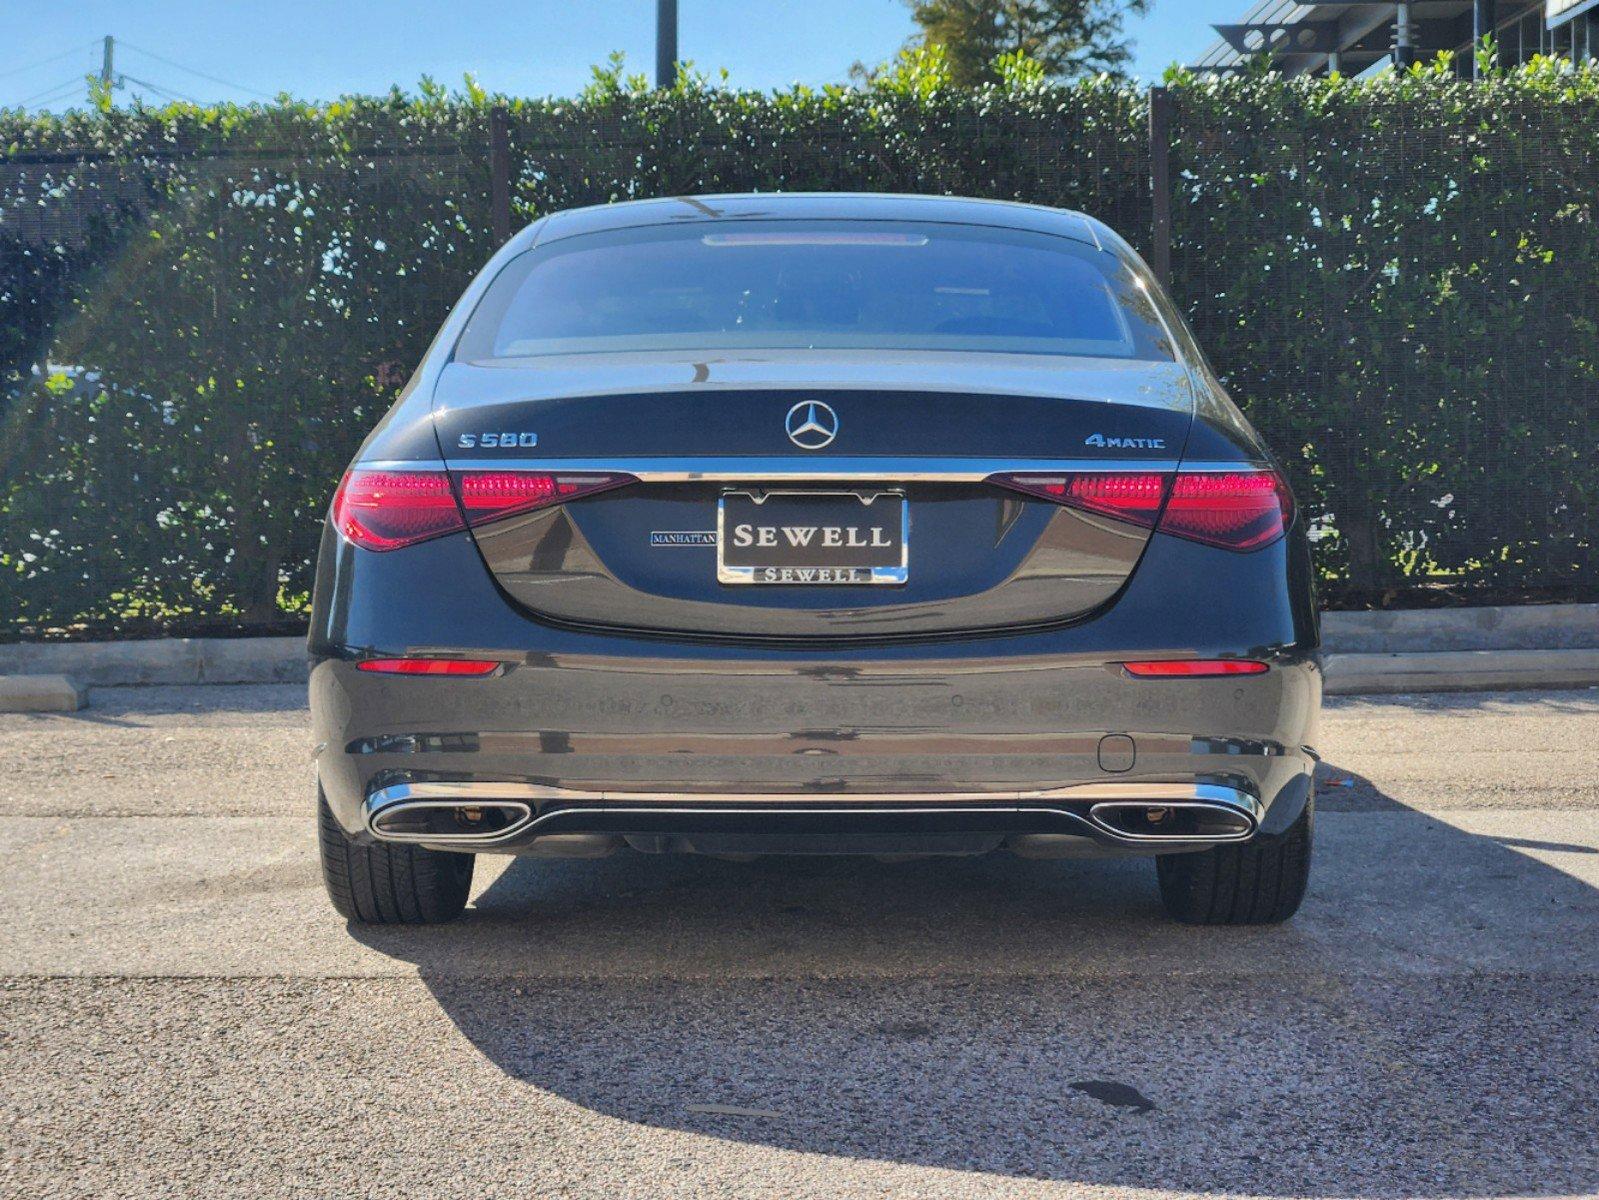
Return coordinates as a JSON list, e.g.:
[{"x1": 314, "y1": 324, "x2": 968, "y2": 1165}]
[
  {"x1": 1324, "y1": 603, "x2": 1599, "y2": 654},
  {"x1": 1324, "y1": 649, "x2": 1599, "y2": 696},
  {"x1": 0, "y1": 604, "x2": 1595, "y2": 701},
  {"x1": 0, "y1": 674, "x2": 86, "y2": 713},
  {"x1": 0, "y1": 636, "x2": 306, "y2": 689}
]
